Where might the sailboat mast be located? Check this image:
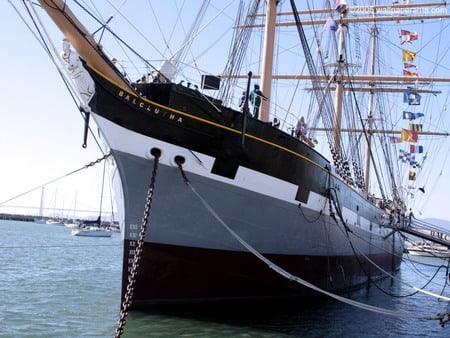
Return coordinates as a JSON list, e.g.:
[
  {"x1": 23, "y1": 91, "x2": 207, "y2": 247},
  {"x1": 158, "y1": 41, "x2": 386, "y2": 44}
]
[
  {"x1": 39, "y1": 186, "x2": 45, "y2": 217},
  {"x1": 259, "y1": 0, "x2": 278, "y2": 122}
]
